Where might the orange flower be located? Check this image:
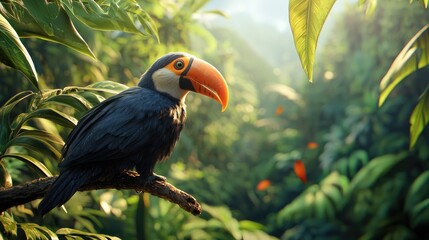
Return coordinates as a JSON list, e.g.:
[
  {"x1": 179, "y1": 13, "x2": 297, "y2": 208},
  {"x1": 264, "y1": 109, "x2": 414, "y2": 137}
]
[
  {"x1": 307, "y1": 142, "x2": 318, "y2": 149},
  {"x1": 256, "y1": 179, "x2": 271, "y2": 191},
  {"x1": 294, "y1": 160, "x2": 307, "y2": 184},
  {"x1": 275, "y1": 105, "x2": 284, "y2": 116}
]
